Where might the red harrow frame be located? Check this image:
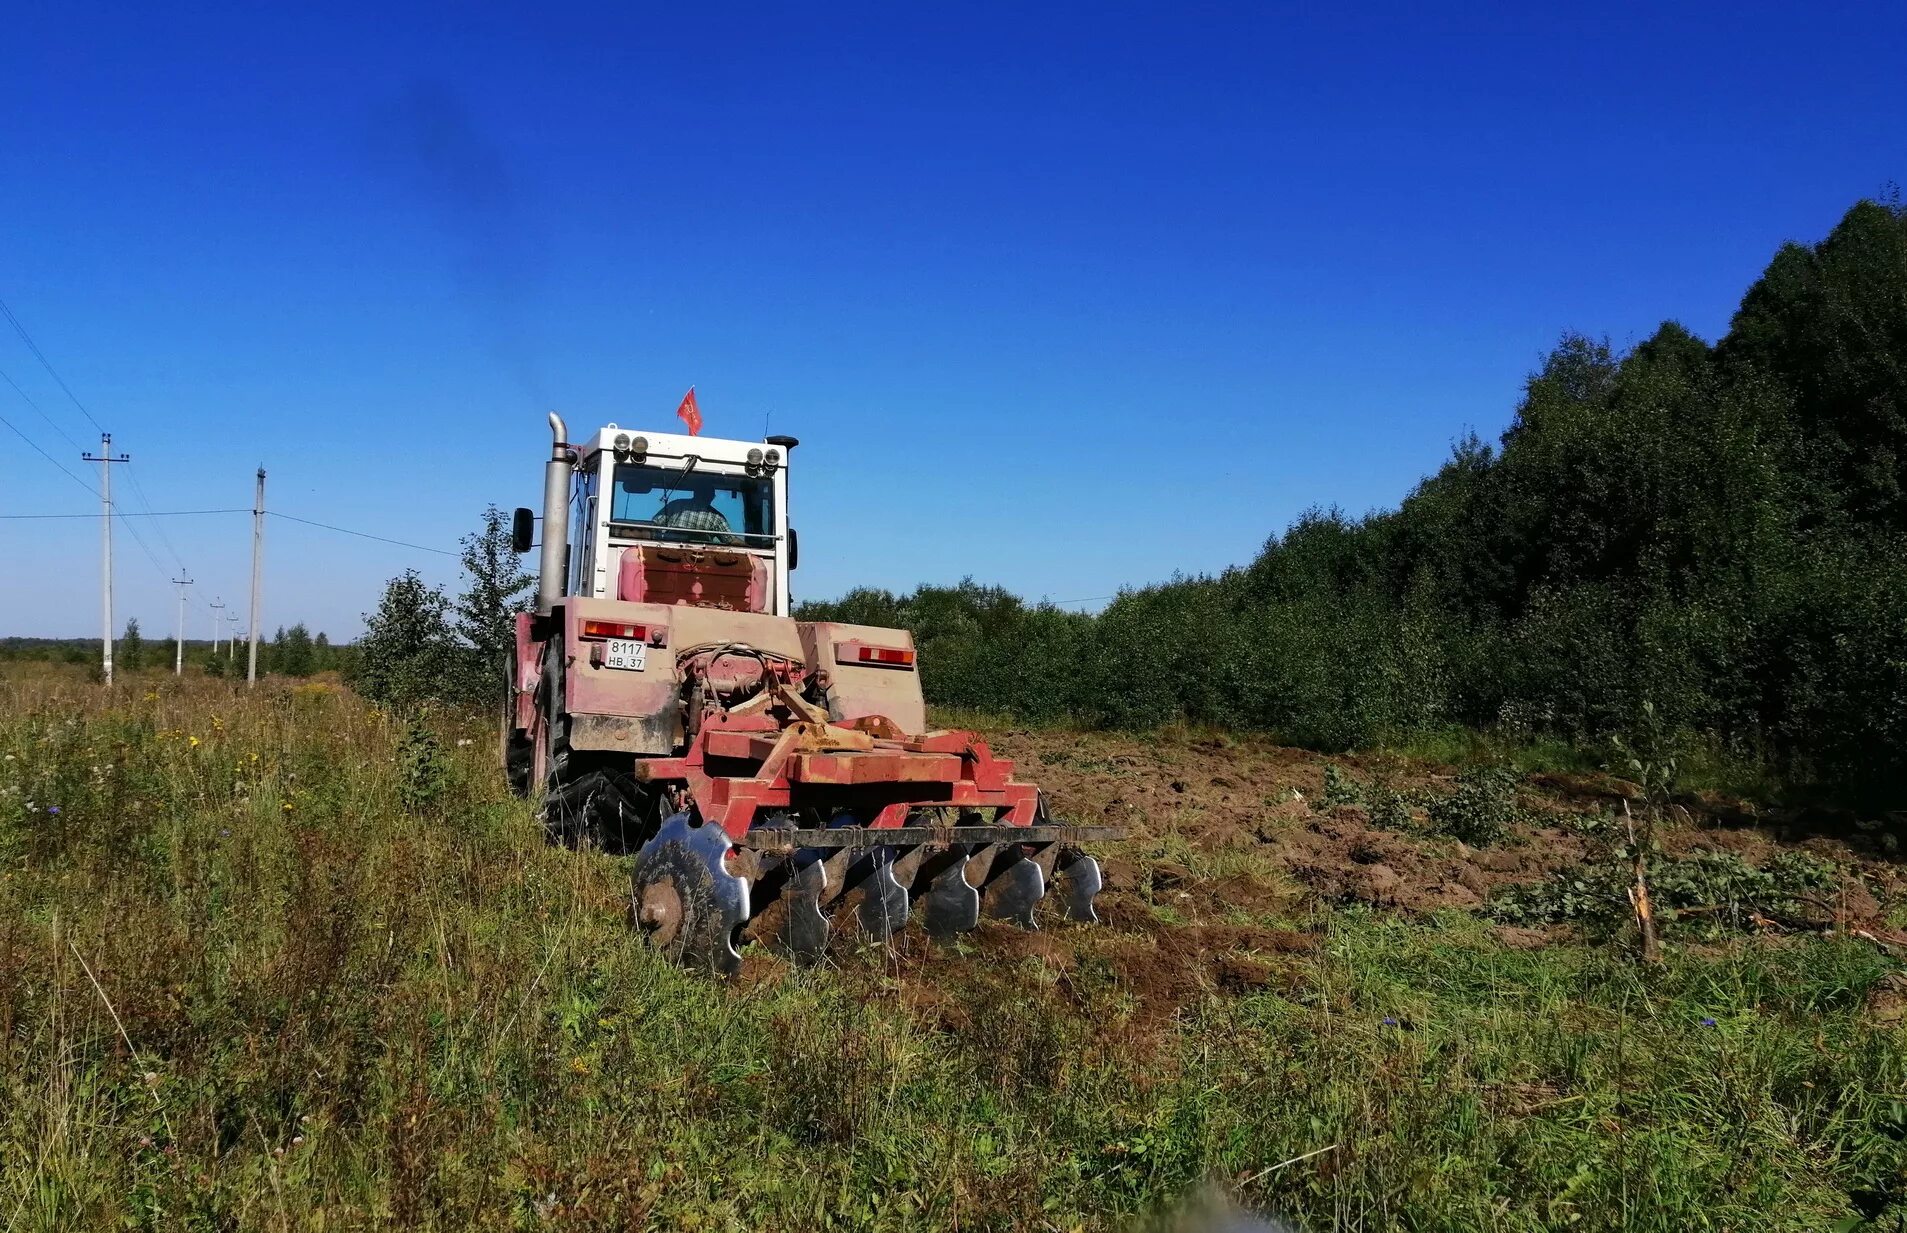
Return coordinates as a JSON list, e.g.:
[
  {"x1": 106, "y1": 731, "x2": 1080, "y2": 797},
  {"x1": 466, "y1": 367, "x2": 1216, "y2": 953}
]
[{"x1": 612, "y1": 679, "x2": 1114, "y2": 974}]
